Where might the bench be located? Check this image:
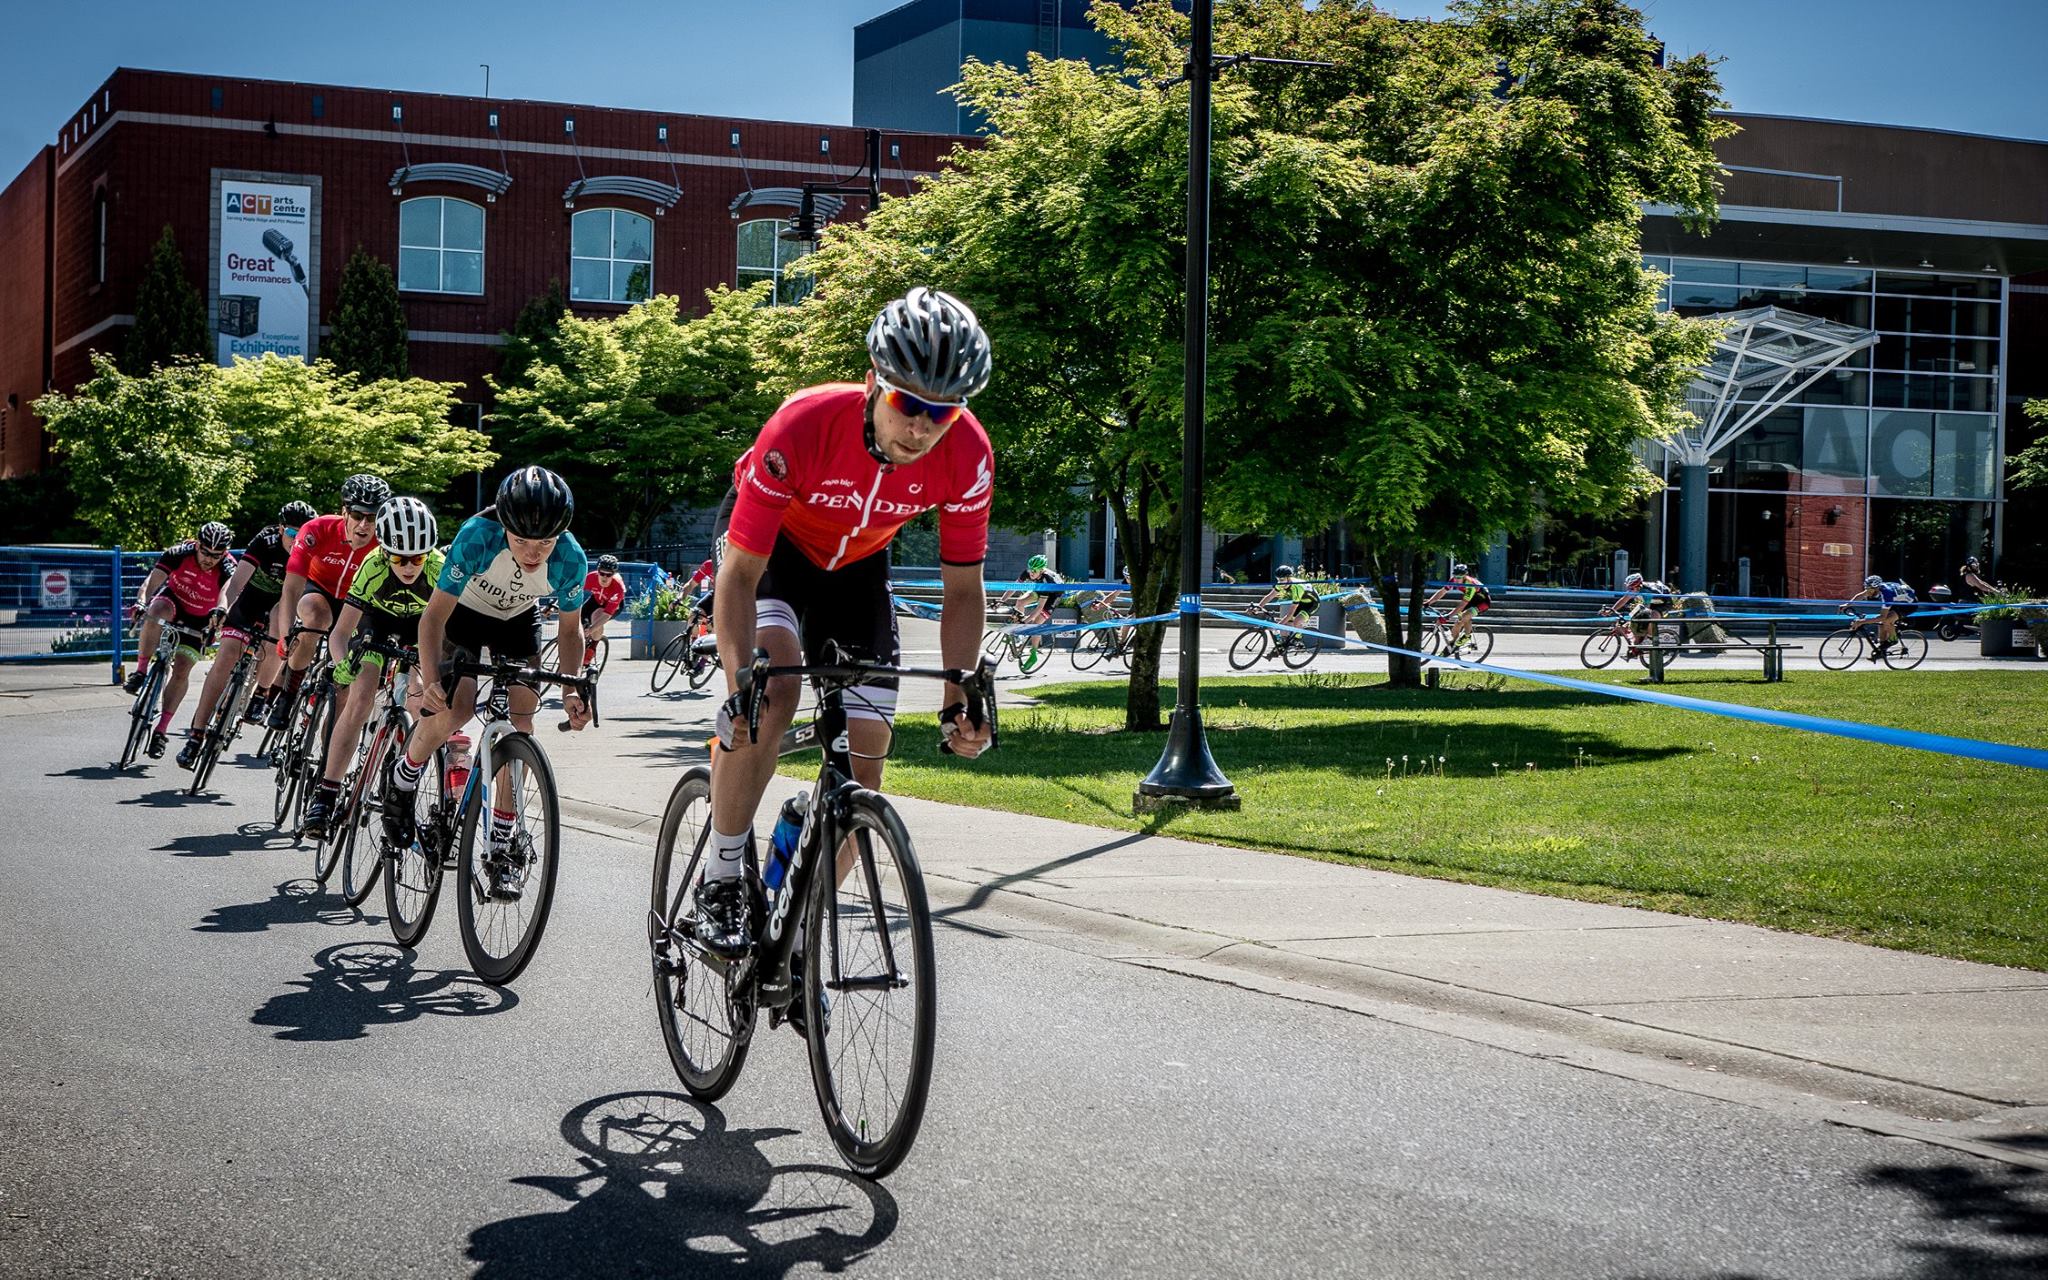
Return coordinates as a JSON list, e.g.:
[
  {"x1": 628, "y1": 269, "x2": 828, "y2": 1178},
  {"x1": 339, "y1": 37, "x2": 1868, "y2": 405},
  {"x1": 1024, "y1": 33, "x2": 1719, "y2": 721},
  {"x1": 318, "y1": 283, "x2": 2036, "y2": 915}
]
[{"x1": 1640, "y1": 621, "x2": 1801, "y2": 682}]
